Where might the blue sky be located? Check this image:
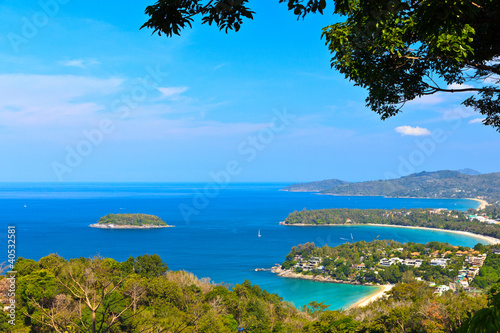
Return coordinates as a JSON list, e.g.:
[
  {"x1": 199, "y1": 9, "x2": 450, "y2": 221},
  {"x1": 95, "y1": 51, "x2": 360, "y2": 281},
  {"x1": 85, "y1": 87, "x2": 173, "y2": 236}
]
[{"x1": 0, "y1": 0, "x2": 498, "y2": 182}]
